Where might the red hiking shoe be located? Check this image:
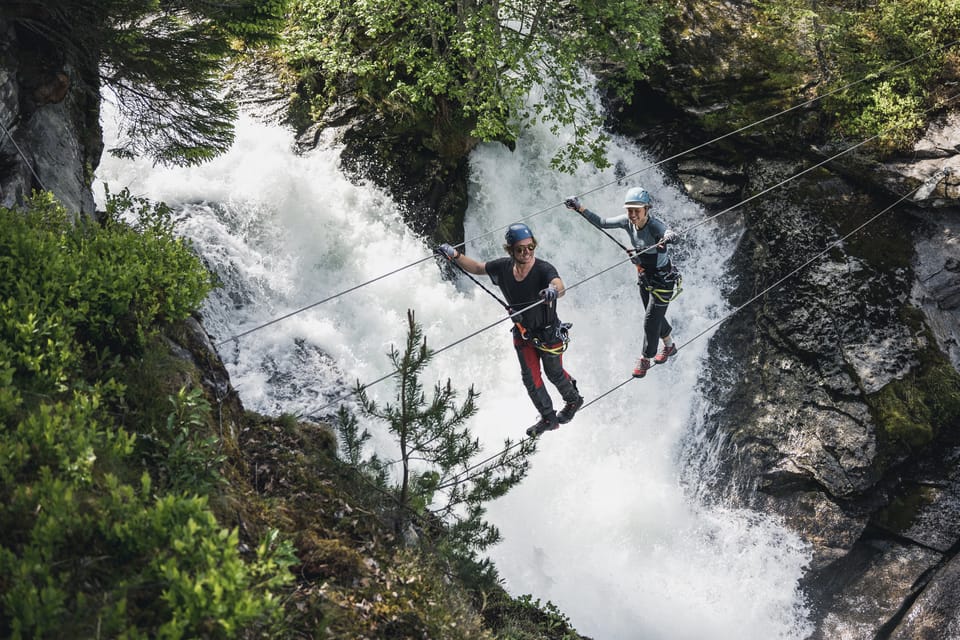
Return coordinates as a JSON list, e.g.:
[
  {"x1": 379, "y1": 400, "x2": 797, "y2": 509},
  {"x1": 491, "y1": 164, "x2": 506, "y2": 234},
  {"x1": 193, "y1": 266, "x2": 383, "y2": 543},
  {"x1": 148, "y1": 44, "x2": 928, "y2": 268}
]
[
  {"x1": 654, "y1": 343, "x2": 678, "y2": 364},
  {"x1": 632, "y1": 357, "x2": 652, "y2": 378}
]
